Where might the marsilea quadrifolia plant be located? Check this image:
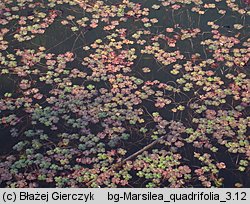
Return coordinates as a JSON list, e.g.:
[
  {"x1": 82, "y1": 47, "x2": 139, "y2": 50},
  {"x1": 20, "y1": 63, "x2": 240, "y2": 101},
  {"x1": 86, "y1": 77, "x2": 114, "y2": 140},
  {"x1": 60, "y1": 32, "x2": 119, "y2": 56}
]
[{"x1": 0, "y1": 0, "x2": 249, "y2": 188}]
